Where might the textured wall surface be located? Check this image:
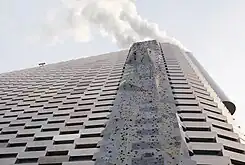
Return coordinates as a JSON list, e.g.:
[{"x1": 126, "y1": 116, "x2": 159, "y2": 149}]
[
  {"x1": 95, "y1": 40, "x2": 195, "y2": 165},
  {"x1": 0, "y1": 40, "x2": 244, "y2": 165}
]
